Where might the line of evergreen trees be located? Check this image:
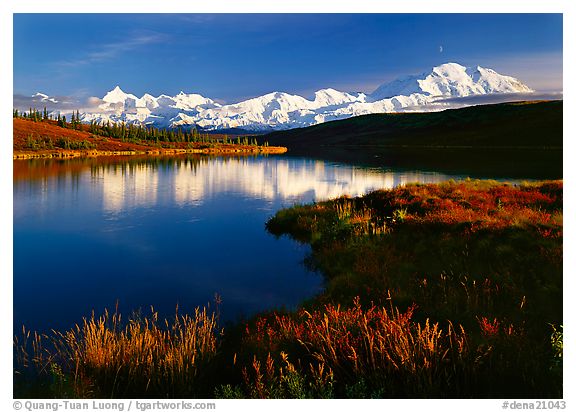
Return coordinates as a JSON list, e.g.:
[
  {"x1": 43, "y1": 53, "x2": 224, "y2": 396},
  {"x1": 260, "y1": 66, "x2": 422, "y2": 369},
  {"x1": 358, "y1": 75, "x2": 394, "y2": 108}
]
[
  {"x1": 88, "y1": 120, "x2": 259, "y2": 145},
  {"x1": 13, "y1": 107, "x2": 50, "y2": 122},
  {"x1": 14, "y1": 107, "x2": 268, "y2": 146}
]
